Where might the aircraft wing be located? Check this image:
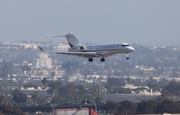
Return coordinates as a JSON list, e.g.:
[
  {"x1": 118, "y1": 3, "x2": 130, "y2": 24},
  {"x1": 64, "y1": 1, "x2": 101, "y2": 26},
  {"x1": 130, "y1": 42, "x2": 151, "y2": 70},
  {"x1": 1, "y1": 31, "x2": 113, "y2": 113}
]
[{"x1": 38, "y1": 46, "x2": 98, "y2": 58}]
